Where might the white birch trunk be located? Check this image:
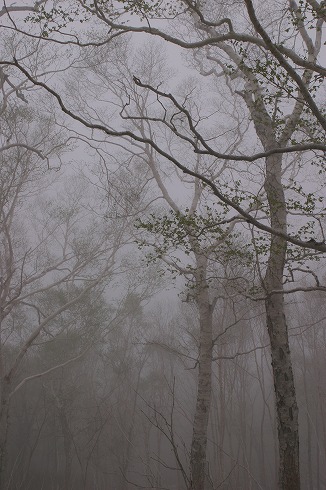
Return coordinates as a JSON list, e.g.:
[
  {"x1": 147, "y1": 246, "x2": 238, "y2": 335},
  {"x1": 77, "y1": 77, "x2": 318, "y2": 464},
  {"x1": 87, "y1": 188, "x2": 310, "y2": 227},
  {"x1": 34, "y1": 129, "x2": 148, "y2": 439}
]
[
  {"x1": 264, "y1": 153, "x2": 300, "y2": 489},
  {"x1": 190, "y1": 256, "x2": 213, "y2": 490}
]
